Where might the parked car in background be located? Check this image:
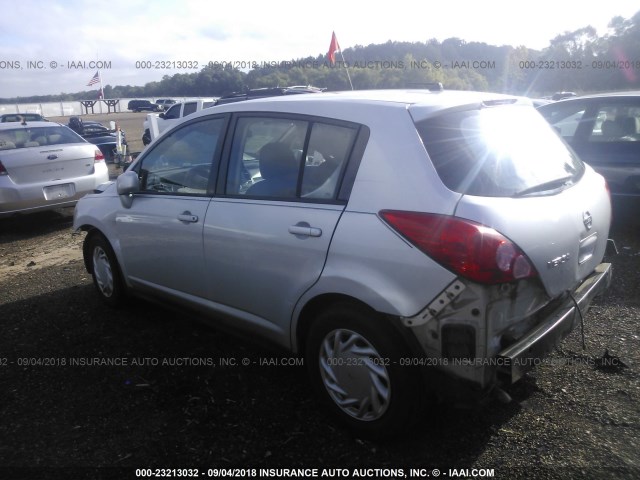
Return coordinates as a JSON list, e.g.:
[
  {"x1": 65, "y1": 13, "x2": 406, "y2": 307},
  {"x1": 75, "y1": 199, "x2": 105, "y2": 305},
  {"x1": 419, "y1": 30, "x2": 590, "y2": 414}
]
[
  {"x1": 0, "y1": 121, "x2": 109, "y2": 217},
  {"x1": 142, "y1": 99, "x2": 217, "y2": 145},
  {"x1": 155, "y1": 98, "x2": 177, "y2": 111},
  {"x1": 538, "y1": 91, "x2": 640, "y2": 197},
  {"x1": 67, "y1": 117, "x2": 127, "y2": 163},
  {"x1": 530, "y1": 98, "x2": 553, "y2": 108},
  {"x1": 551, "y1": 91, "x2": 577, "y2": 101},
  {"x1": 74, "y1": 90, "x2": 612, "y2": 437},
  {"x1": 1, "y1": 113, "x2": 47, "y2": 123},
  {"x1": 127, "y1": 100, "x2": 162, "y2": 112}
]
